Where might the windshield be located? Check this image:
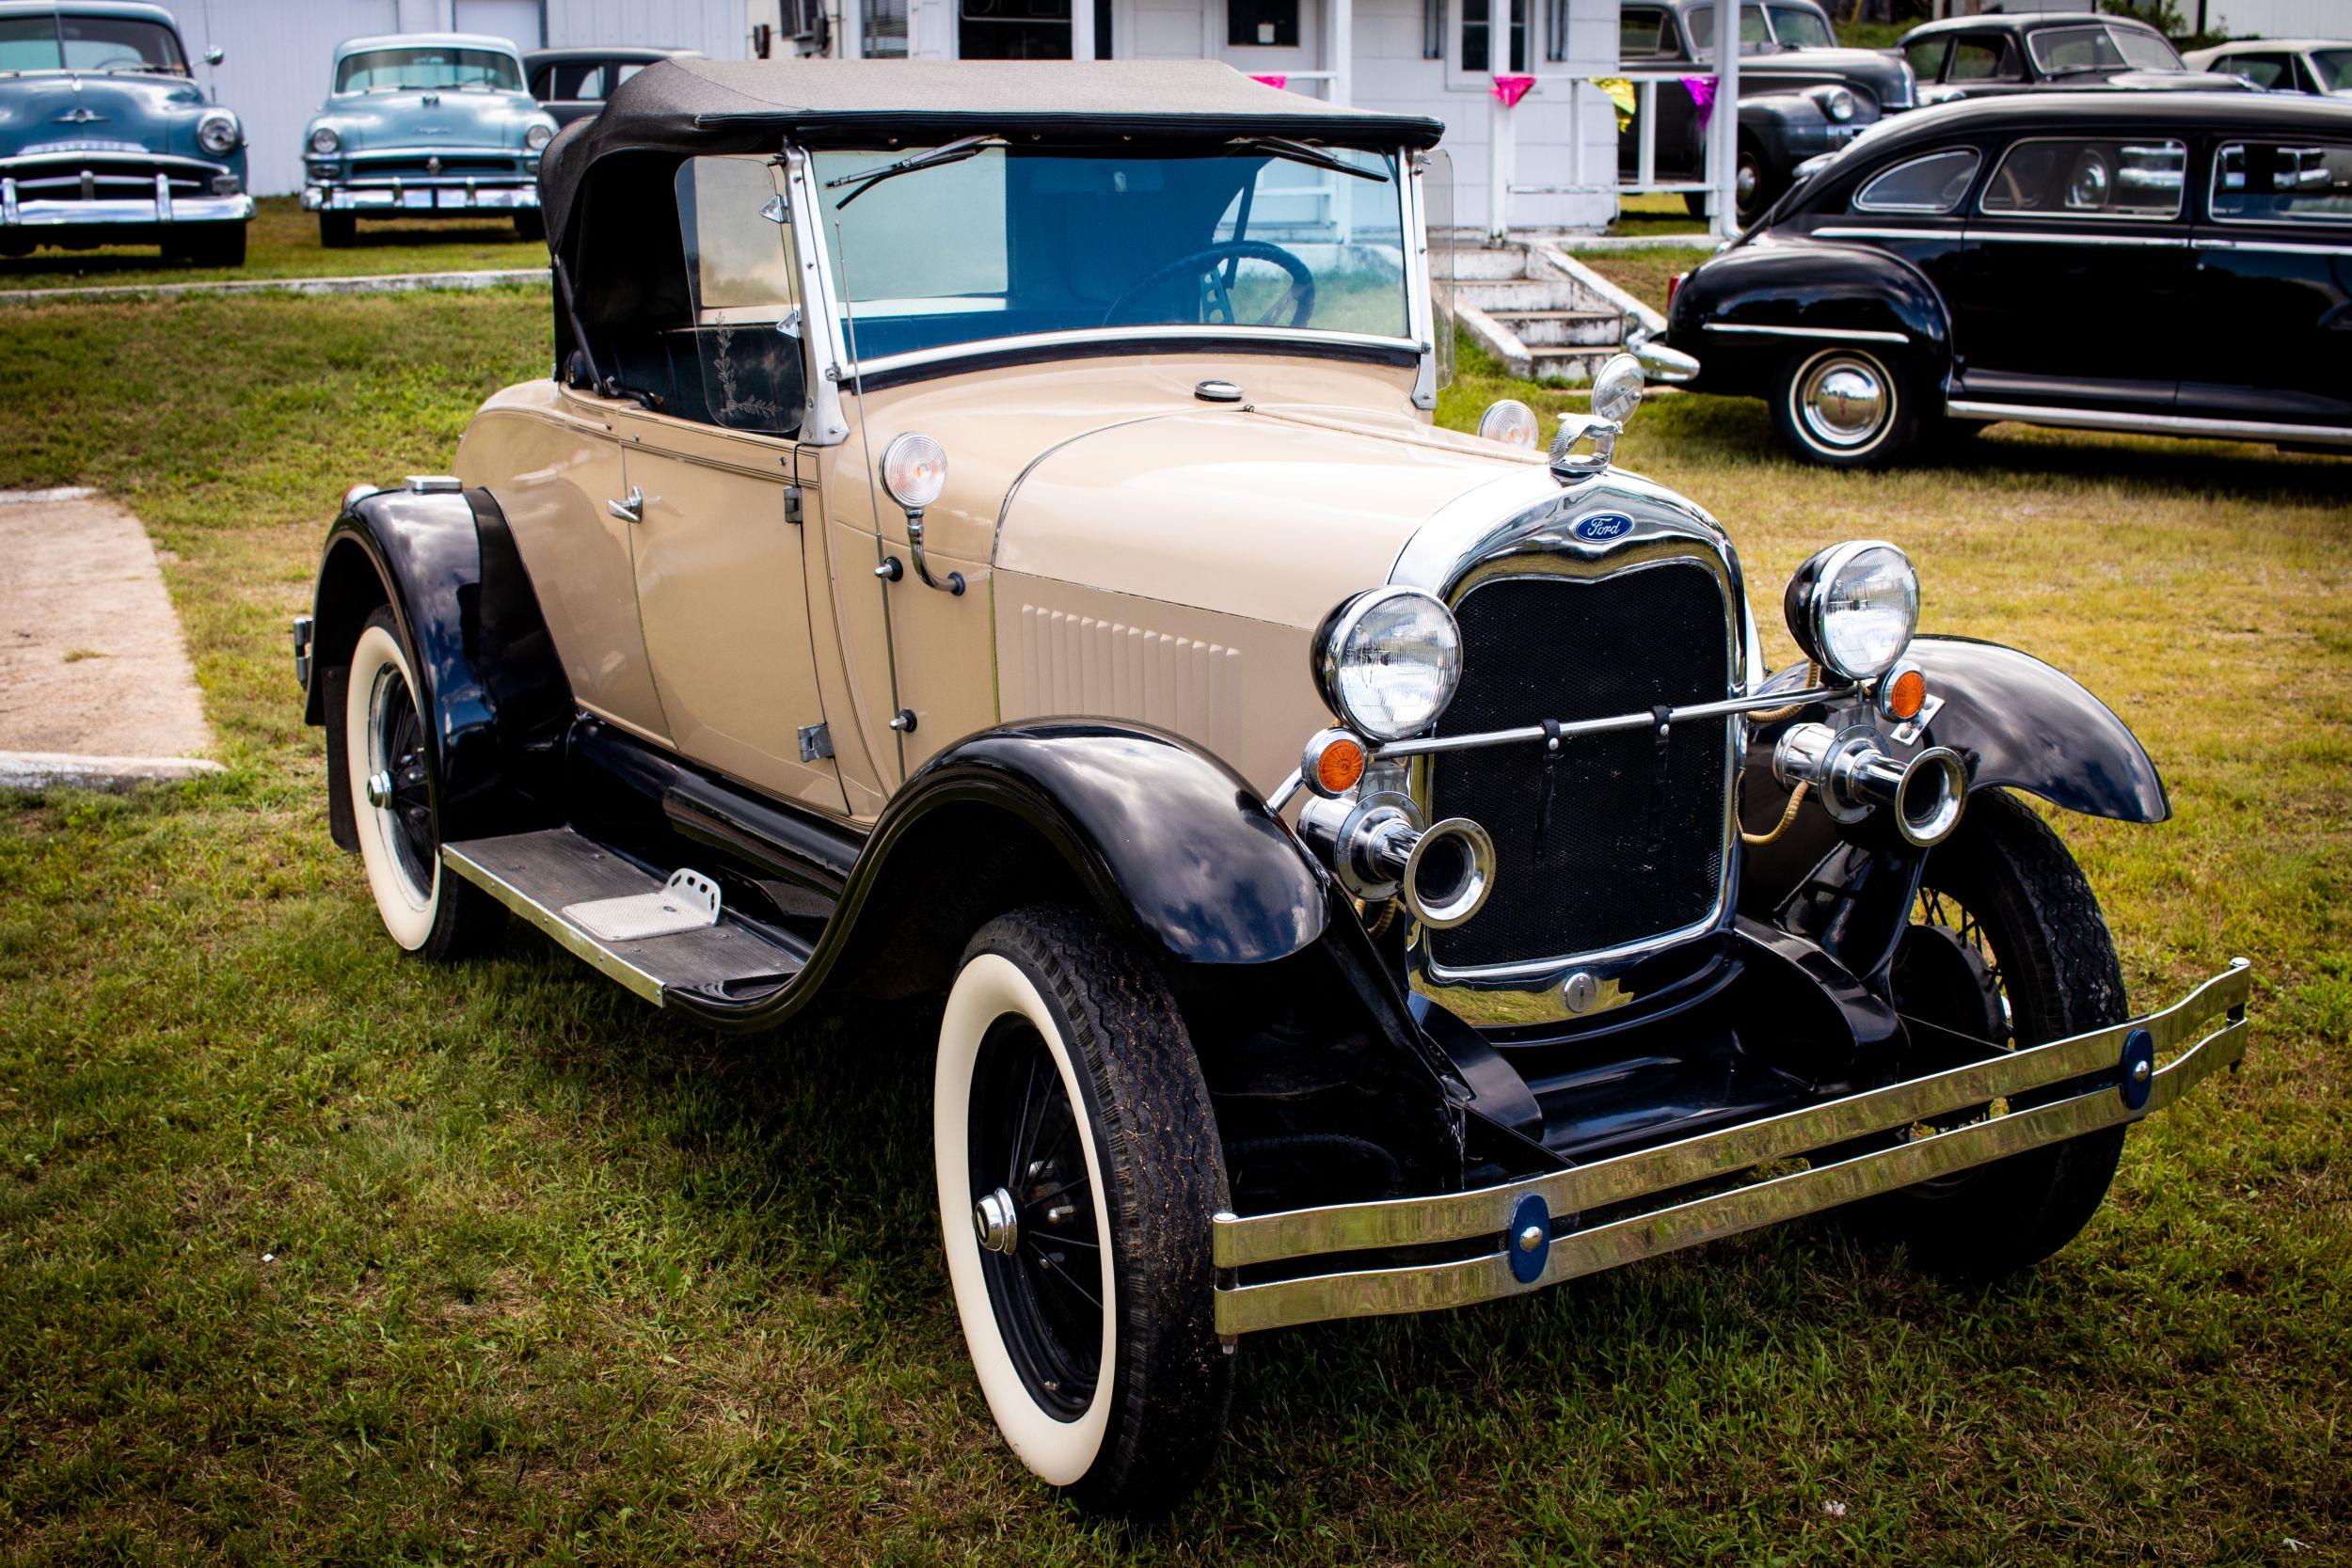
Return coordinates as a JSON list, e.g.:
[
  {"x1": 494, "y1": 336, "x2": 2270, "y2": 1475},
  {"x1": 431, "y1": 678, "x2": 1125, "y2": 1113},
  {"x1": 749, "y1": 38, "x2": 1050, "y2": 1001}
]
[
  {"x1": 1765, "y1": 5, "x2": 1835, "y2": 49},
  {"x1": 2030, "y1": 24, "x2": 2179, "y2": 76},
  {"x1": 336, "y1": 46, "x2": 523, "y2": 93},
  {"x1": 0, "y1": 14, "x2": 187, "y2": 73},
  {"x1": 812, "y1": 144, "x2": 1413, "y2": 365},
  {"x1": 2311, "y1": 48, "x2": 2352, "y2": 91},
  {"x1": 1687, "y1": 5, "x2": 1771, "y2": 55}
]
